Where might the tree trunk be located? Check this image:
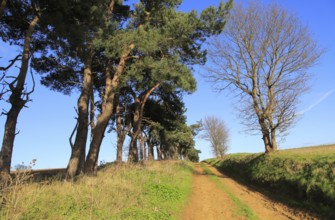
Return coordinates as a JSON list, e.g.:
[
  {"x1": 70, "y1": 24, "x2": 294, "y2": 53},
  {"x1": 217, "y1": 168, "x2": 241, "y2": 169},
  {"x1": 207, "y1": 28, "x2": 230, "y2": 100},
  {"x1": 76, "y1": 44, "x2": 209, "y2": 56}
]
[
  {"x1": 156, "y1": 145, "x2": 162, "y2": 161},
  {"x1": 269, "y1": 130, "x2": 278, "y2": 152},
  {"x1": 0, "y1": 105, "x2": 22, "y2": 174},
  {"x1": 173, "y1": 146, "x2": 178, "y2": 159},
  {"x1": 84, "y1": 44, "x2": 134, "y2": 175},
  {"x1": 0, "y1": 15, "x2": 39, "y2": 175},
  {"x1": 66, "y1": 57, "x2": 93, "y2": 179},
  {"x1": 148, "y1": 141, "x2": 154, "y2": 160},
  {"x1": 116, "y1": 134, "x2": 125, "y2": 163},
  {"x1": 84, "y1": 105, "x2": 113, "y2": 175},
  {"x1": 115, "y1": 95, "x2": 131, "y2": 163},
  {"x1": 128, "y1": 101, "x2": 140, "y2": 163},
  {"x1": 84, "y1": 68, "x2": 116, "y2": 175},
  {"x1": 128, "y1": 136, "x2": 138, "y2": 162},
  {"x1": 139, "y1": 133, "x2": 144, "y2": 161},
  {"x1": 143, "y1": 137, "x2": 147, "y2": 161},
  {"x1": 262, "y1": 130, "x2": 272, "y2": 153}
]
